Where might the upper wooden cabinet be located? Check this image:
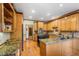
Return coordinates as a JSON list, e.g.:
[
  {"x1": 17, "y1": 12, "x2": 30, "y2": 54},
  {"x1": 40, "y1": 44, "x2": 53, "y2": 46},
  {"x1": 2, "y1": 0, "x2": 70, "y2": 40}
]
[
  {"x1": 47, "y1": 13, "x2": 79, "y2": 31},
  {"x1": 38, "y1": 21, "x2": 44, "y2": 30},
  {"x1": 69, "y1": 14, "x2": 77, "y2": 31},
  {"x1": 33, "y1": 21, "x2": 38, "y2": 31},
  {"x1": 0, "y1": 3, "x2": 16, "y2": 32},
  {"x1": 53, "y1": 20, "x2": 58, "y2": 27},
  {"x1": 65, "y1": 13, "x2": 79, "y2": 31},
  {"x1": 47, "y1": 22, "x2": 51, "y2": 30},
  {"x1": 59, "y1": 18, "x2": 66, "y2": 31},
  {"x1": 43, "y1": 23, "x2": 47, "y2": 30},
  {"x1": 57, "y1": 19, "x2": 61, "y2": 30},
  {"x1": 75, "y1": 14, "x2": 79, "y2": 31}
]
